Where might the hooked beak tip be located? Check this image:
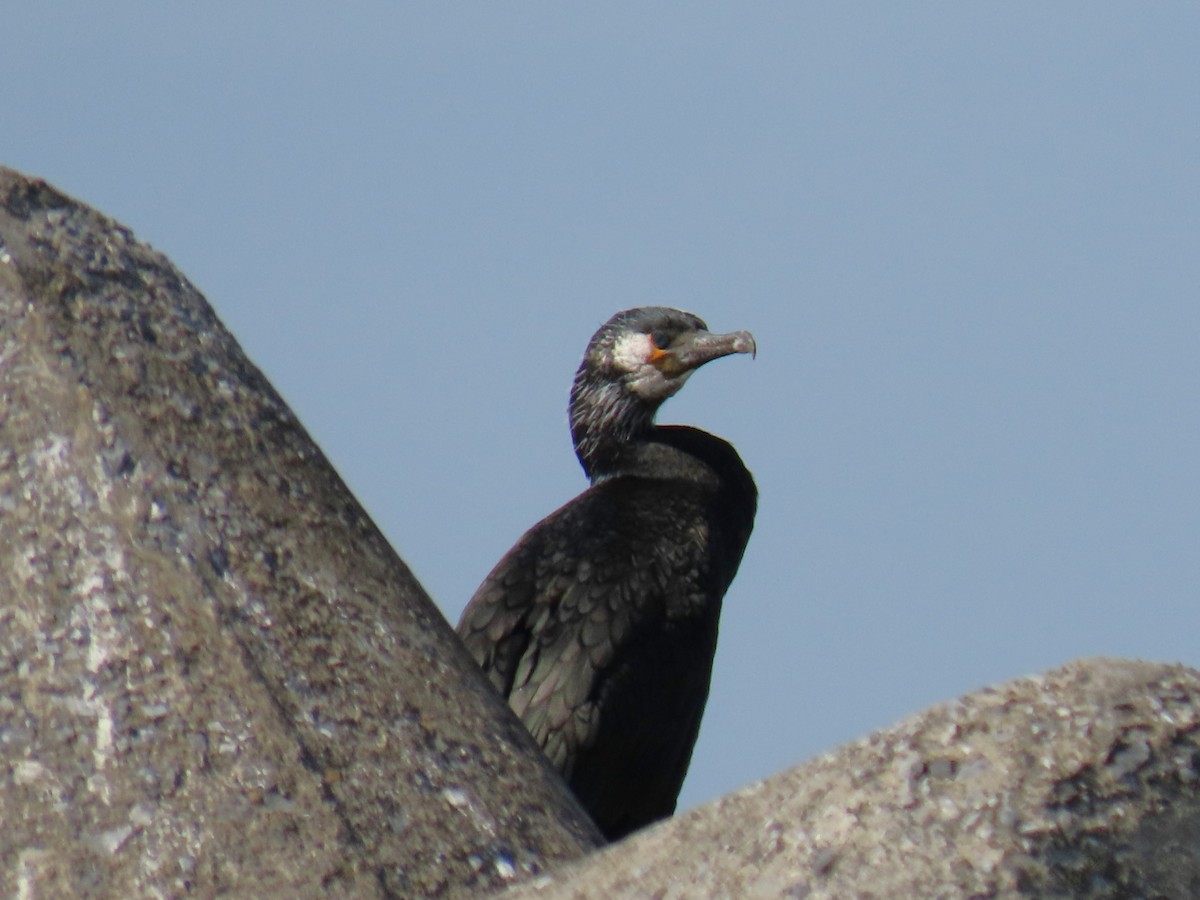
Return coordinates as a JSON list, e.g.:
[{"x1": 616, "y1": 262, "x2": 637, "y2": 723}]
[{"x1": 731, "y1": 331, "x2": 757, "y2": 359}]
